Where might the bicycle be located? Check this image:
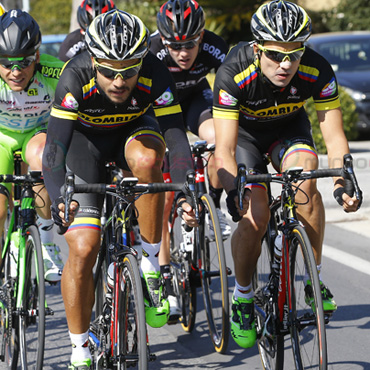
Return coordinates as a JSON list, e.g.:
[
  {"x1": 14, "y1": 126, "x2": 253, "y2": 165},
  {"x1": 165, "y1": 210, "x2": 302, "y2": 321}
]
[
  {"x1": 168, "y1": 140, "x2": 230, "y2": 354},
  {"x1": 61, "y1": 170, "x2": 185, "y2": 369},
  {"x1": 234, "y1": 153, "x2": 362, "y2": 369},
  {"x1": 0, "y1": 151, "x2": 54, "y2": 370}
]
